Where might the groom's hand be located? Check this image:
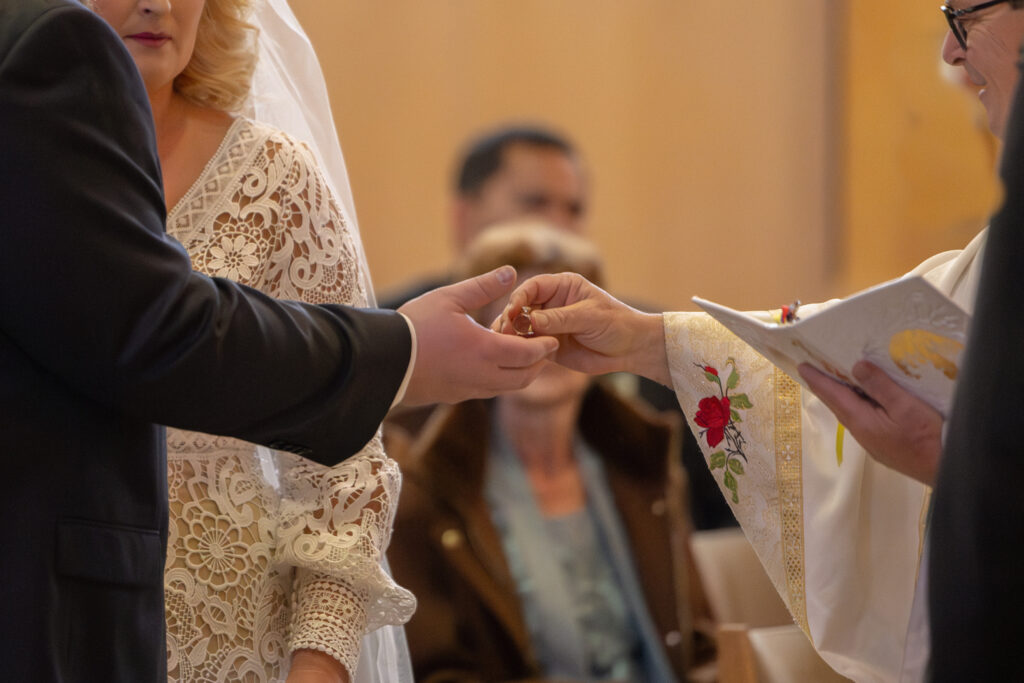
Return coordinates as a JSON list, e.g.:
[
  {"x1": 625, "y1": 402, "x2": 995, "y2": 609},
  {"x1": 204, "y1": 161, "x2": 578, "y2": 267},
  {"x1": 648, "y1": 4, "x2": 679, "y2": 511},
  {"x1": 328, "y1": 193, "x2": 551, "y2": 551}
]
[
  {"x1": 398, "y1": 266, "x2": 558, "y2": 406},
  {"x1": 495, "y1": 272, "x2": 671, "y2": 386}
]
